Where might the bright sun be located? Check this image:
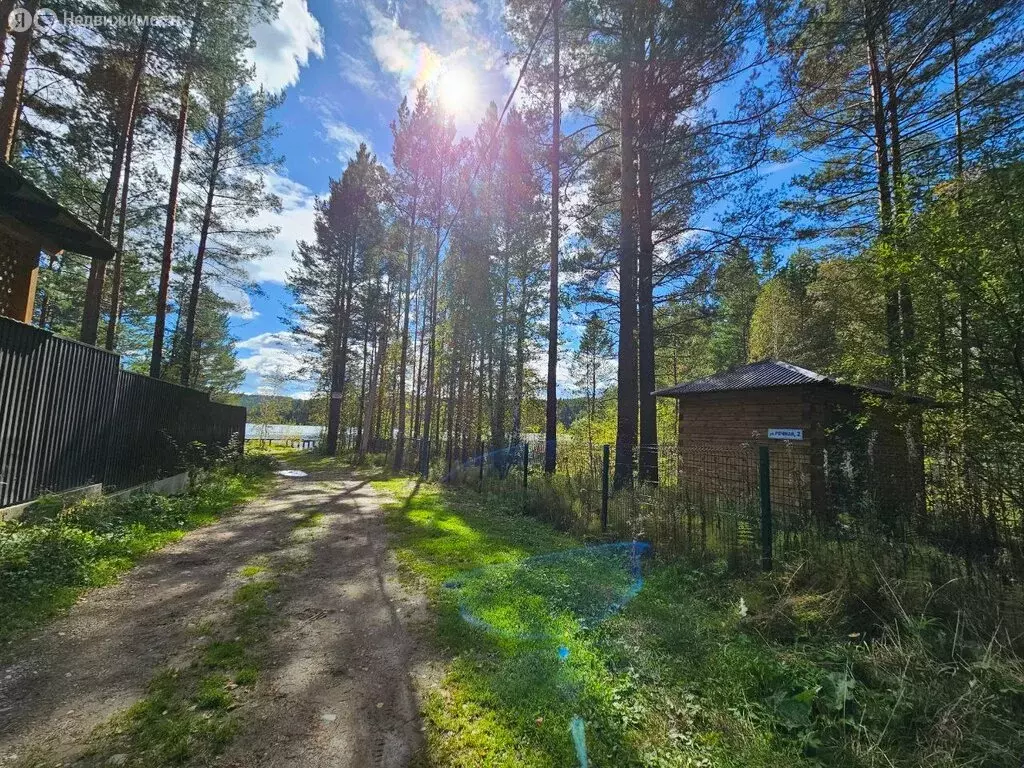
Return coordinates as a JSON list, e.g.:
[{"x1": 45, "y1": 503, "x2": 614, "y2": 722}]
[{"x1": 437, "y1": 66, "x2": 477, "y2": 117}]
